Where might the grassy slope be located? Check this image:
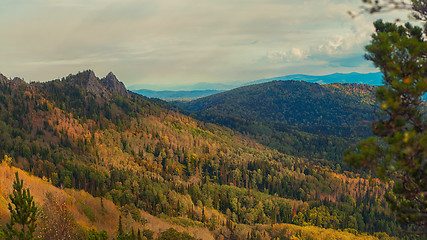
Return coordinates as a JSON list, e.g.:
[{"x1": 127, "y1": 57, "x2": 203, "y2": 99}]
[{"x1": 0, "y1": 163, "x2": 215, "y2": 239}]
